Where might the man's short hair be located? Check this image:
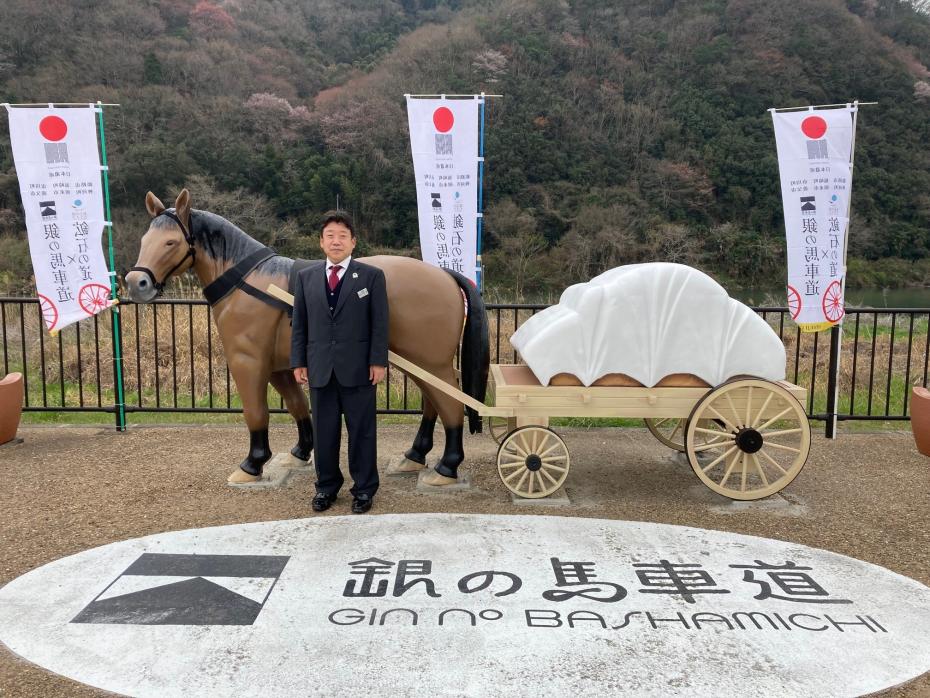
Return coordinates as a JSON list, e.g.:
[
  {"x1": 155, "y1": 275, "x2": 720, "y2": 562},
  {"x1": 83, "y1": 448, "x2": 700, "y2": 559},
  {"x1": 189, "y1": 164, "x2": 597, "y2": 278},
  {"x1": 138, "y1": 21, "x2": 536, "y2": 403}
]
[{"x1": 319, "y1": 210, "x2": 355, "y2": 238}]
